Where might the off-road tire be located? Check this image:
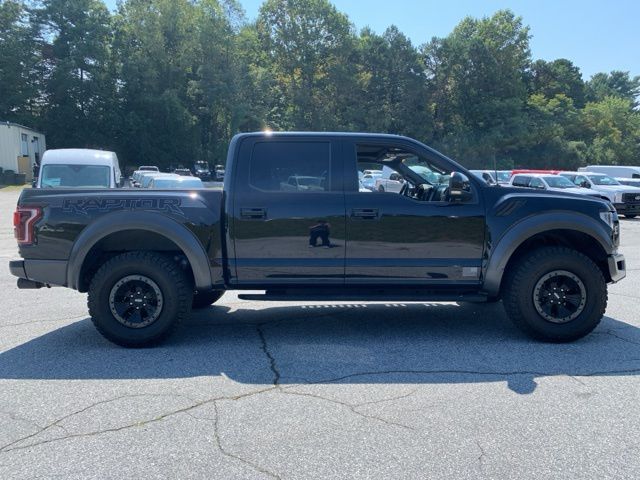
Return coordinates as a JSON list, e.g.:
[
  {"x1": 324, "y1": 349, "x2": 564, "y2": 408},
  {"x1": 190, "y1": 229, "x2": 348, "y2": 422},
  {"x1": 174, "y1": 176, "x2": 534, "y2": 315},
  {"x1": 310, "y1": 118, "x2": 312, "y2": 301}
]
[
  {"x1": 88, "y1": 251, "x2": 193, "y2": 347},
  {"x1": 502, "y1": 246, "x2": 606, "y2": 342},
  {"x1": 192, "y1": 290, "x2": 224, "y2": 309}
]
